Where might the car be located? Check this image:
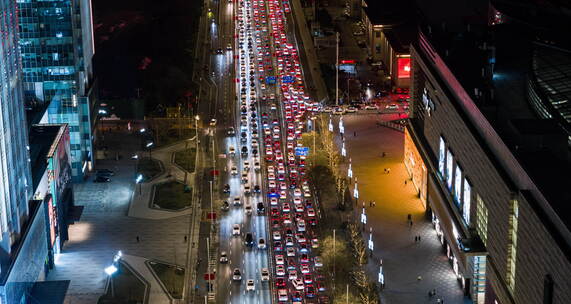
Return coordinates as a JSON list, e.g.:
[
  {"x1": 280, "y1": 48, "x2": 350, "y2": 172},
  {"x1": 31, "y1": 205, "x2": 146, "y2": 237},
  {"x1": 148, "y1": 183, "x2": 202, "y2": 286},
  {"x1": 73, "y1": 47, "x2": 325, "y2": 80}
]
[
  {"x1": 254, "y1": 162, "x2": 261, "y2": 171},
  {"x1": 244, "y1": 203, "x2": 253, "y2": 215},
  {"x1": 276, "y1": 265, "x2": 286, "y2": 276},
  {"x1": 286, "y1": 247, "x2": 296, "y2": 257},
  {"x1": 288, "y1": 269, "x2": 298, "y2": 280},
  {"x1": 292, "y1": 291, "x2": 303, "y2": 302},
  {"x1": 333, "y1": 107, "x2": 345, "y2": 115},
  {"x1": 293, "y1": 188, "x2": 302, "y2": 197},
  {"x1": 317, "y1": 282, "x2": 327, "y2": 292},
  {"x1": 233, "y1": 268, "x2": 242, "y2": 281},
  {"x1": 219, "y1": 251, "x2": 228, "y2": 263},
  {"x1": 243, "y1": 161, "x2": 250, "y2": 171},
  {"x1": 275, "y1": 254, "x2": 285, "y2": 265},
  {"x1": 292, "y1": 278, "x2": 304, "y2": 290},
  {"x1": 94, "y1": 176, "x2": 110, "y2": 183},
  {"x1": 261, "y1": 268, "x2": 270, "y2": 281},
  {"x1": 228, "y1": 126, "x2": 236, "y2": 135},
  {"x1": 346, "y1": 106, "x2": 357, "y2": 113},
  {"x1": 243, "y1": 184, "x2": 251, "y2": 194},
  {"x1": 229, "y1": 146, "x2": 236, "y2": 155},
  {"x1": 96, "y1": 169, "x2": 114, "y2": 176},
  {"x1": 307, "y1": 208, "x2": 316, "y2": 217},
  {"x1": 258, "y1": 238, "x2": 267, "y2": 249},
  {"x1": 314, "y1": 256, "x2": 323, "y2": 267},
  {"x1": 303, "y1": 274, "x2": 313, "y2": 284},
  {"x1": 221, "y1": 201, "x2": 230, "y2": 211},
  {"x1": 230, "y1": 166, "x2": 238, "y2": 175},
  {"x1": 215, "y1": 48, "x2": 223, "y2": 54},
  {"x1": 305, "y1": 285, "x2": 316, "y2": 298},
  {"x1": 232, "y1": 224, "x2": 240, "y2": 236},
  {"x1": 364, "y1": 104, "x2": 378, "y2": 110},
  {"x1": 300, "y1": 263, "x2": 310, "y2": 274},
  {"x1": 223, "y1": 184, "x2": 230, "y2": 193},
  {"x1": 226, "y1": 43, "x2": 232, "y2": 50},
  {"x1": 273, "y1": 231, "x2": 281, "y2": 240},
  {"x1": 246, "y1": 279, "x2": 255, "y2": 291},
  {"x1": 244, "y1": 232, "x2": 254, "y2": 246},
  {"x1": 278, "y1": 289, "x2": 288, "y2": 302},
  {"x1": 297, "y1": 219, "x2": 306, "y2": 232},
  {"x1": 209, "y1": 118, "x2": 217, "y2": 126},
  {"x1": 353, "y1": 31, "x2": 364, "y2": 36},
  {"x1": 233, "y1": 196, "x2": 241, "y2": 206},
  {"x1": 386, "y1": 104, "x2": 398, "y2": 110},
  {"x1": 311, "y1": 238, "x2": 319, "y2": 249},
  {"x1": 303, "y1": 190, "x2": 311, "y2": 197}
]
